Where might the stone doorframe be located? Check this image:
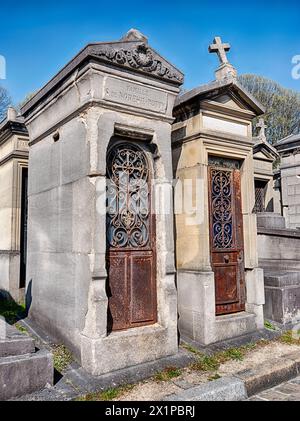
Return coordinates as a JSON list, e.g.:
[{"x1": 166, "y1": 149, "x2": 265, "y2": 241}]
[
  {"x1": 5, "y1": 159, "x2": 29, "y2": 300},
  {"x1": 177, "y1": 130, "x2": 265, "y2": 345},
  {"x1": 12, "y1": 160, "x2": 28, "y2": 255},
  {"x1": 80, "y1": 109, "x2": 178, "y2": 375}
]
